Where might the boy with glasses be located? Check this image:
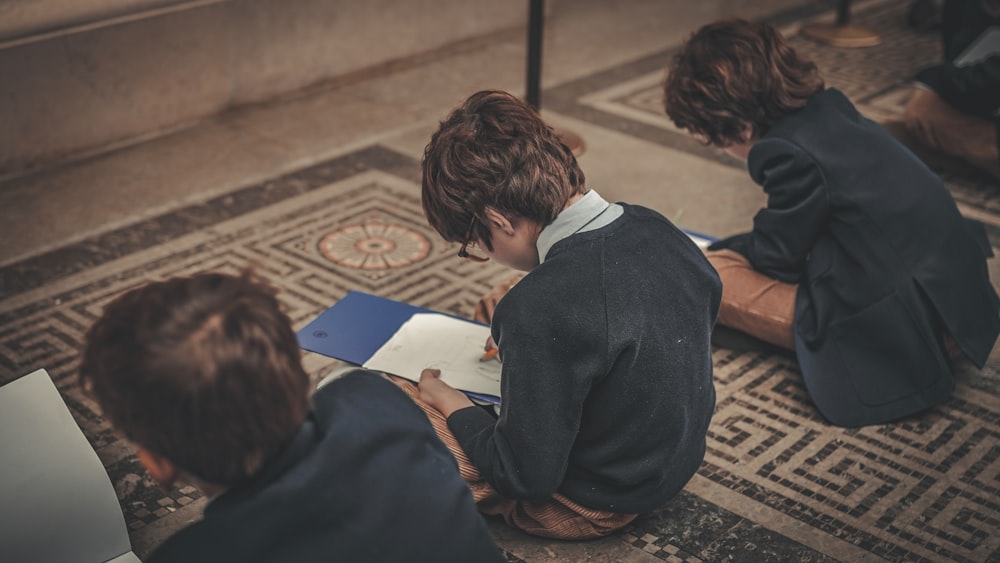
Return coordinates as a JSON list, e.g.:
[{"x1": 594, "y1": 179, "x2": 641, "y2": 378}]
[{"x1": 397, "y1": 89, "x2": 722, "y2": 539}]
